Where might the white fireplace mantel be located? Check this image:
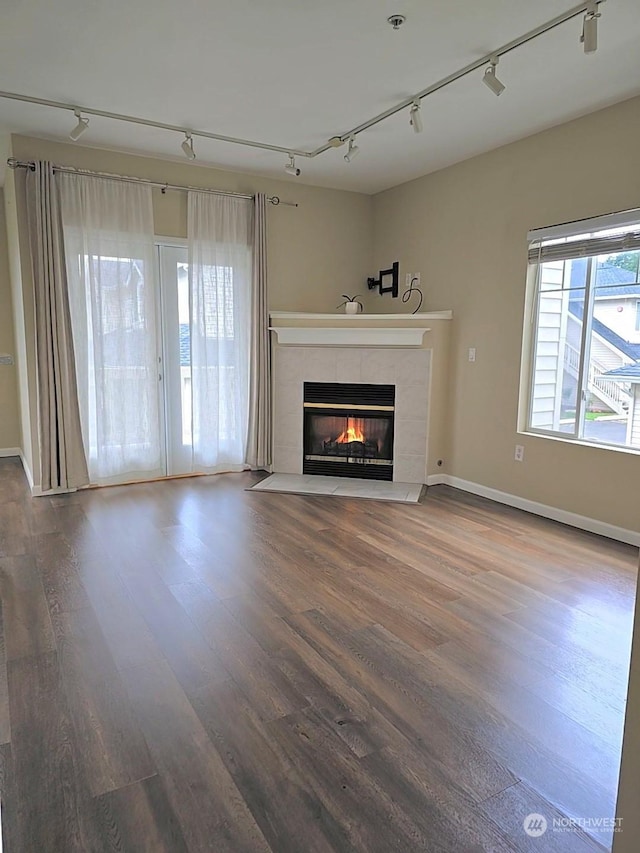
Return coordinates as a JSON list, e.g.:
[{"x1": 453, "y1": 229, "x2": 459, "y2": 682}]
[
  {"x1": 269, "y1": 311, "x2": 452, "y2": 347},
  {"x1": 269, "y1": 326, "x2": 431, "y2": 346}
]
